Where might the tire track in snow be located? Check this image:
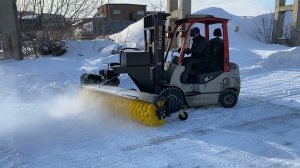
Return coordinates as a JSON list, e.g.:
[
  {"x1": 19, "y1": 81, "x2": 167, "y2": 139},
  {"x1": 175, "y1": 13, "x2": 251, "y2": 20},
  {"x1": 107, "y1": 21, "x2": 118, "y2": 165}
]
[
  {"x1": 163, "y1": 92, "x2": 300, "y2": 129},
  {"x1": 242, "y1": 75, "x2": 300, "y2": 90},
  {"x1": 123, "y1": 111, "x2": 300, "y2": 153},
  {"x1": 0, "y1": 136, "x2": 24, "y2": 168},
  {"x1": 119, "y1": 108, "x2": 300, "y2": 167}
]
